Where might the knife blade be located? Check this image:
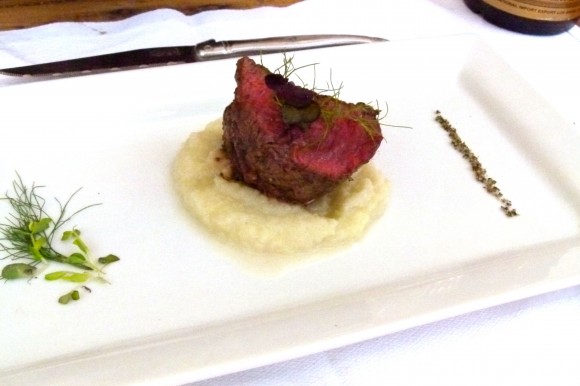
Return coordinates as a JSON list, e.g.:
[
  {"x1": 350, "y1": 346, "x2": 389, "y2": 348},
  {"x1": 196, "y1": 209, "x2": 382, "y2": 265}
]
[{"x1": 0, "y1": 34, "x2": 387, "y2": 77}]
